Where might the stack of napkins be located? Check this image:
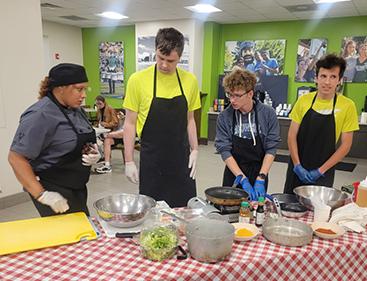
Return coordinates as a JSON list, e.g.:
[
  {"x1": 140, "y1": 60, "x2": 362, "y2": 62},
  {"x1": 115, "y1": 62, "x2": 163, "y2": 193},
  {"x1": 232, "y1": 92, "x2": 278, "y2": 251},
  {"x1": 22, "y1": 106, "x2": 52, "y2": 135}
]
[{"x1": 329, "y1": 203, "x2": 367, "y2": 233}]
